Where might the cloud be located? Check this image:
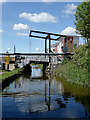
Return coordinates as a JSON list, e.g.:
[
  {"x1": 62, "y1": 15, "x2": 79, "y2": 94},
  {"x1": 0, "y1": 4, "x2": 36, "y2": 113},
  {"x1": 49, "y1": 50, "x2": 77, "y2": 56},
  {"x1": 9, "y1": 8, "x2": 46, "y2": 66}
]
[
  {"x1": 0, "y1": 29, "x2": 4, "y2": 32},
  {"x1": 35, "y1": 48, "x2": 39, "y2": 51},
  {"x1": 16, "y1": 32, "x2": 28, "y2": 36},
  {"x1": 61, "y1": 26, "x2": 80, "y2": 36},
  {"x1": 13, "y1": 23, "x2": 29, "y2": 31},
  {"x1": 19, "y1": 12, "x2": 57, "y2": 23},
  {"x1": 63, "y1": 3, "x2": 77, "y2": 16}
]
